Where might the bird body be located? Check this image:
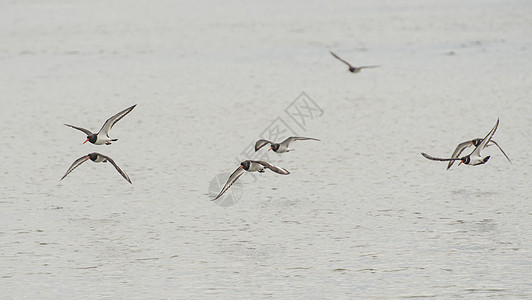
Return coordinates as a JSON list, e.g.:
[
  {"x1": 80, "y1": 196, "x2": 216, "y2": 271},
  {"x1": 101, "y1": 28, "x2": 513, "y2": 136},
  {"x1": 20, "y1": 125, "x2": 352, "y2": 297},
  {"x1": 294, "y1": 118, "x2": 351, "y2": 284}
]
[
  {"x1": 61, "y1": 152, "x2": 131, "y2": 183},
  {"x1": 421, "y1": 119, "x2": 505, "y2": 167},
  {"x1": 254, "y1": 137, "x2": 320, "y2": 153},
  {"x1": 212, "y1": 160, "x2": 289, "y2": 201},
  {"x1": 446, "y1": 138, "x2": 511, "y2": 169},
  {"x1": 330, "y1": 51, "x2": 379, "y2": 73}
]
